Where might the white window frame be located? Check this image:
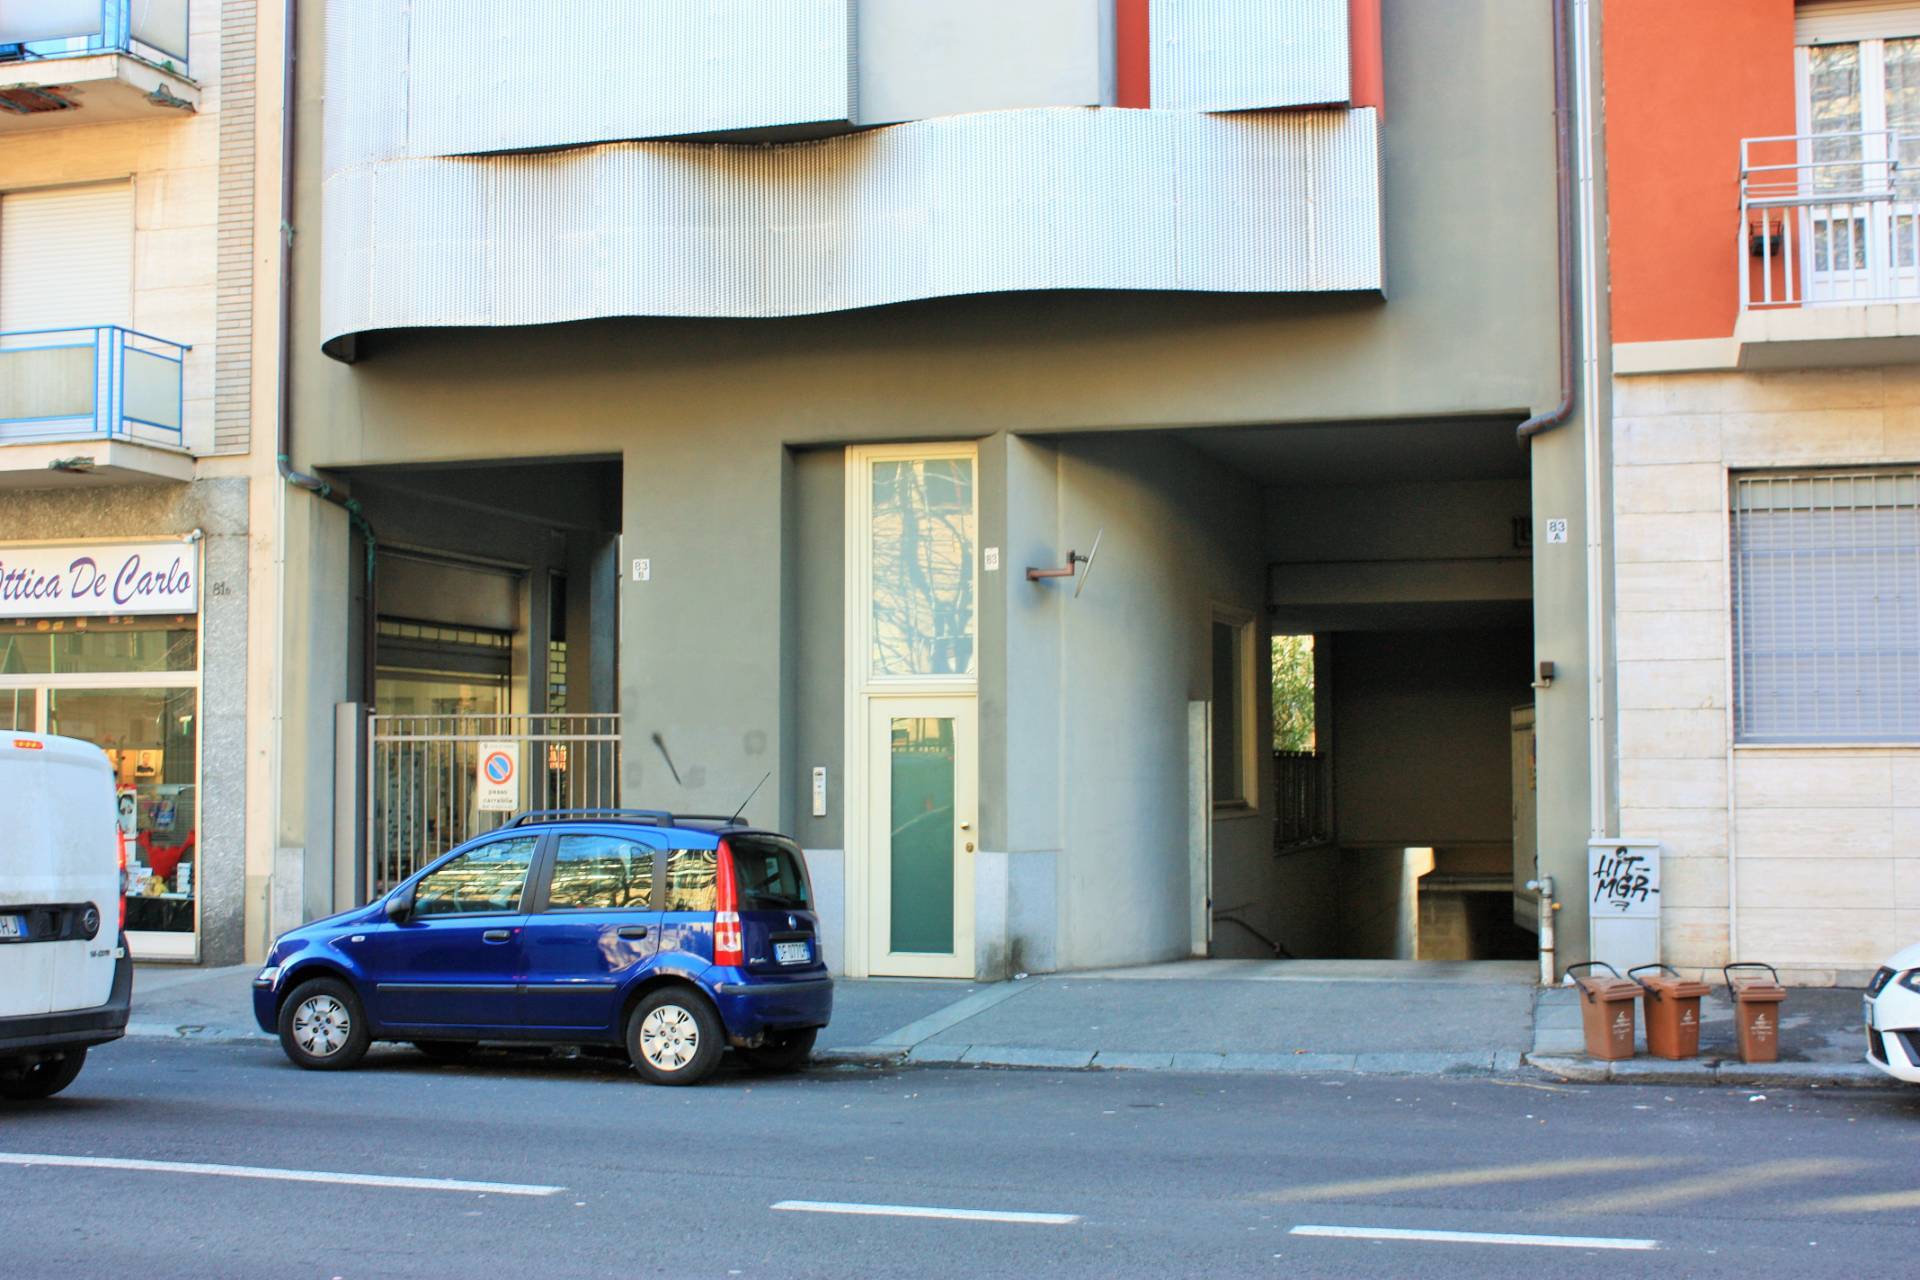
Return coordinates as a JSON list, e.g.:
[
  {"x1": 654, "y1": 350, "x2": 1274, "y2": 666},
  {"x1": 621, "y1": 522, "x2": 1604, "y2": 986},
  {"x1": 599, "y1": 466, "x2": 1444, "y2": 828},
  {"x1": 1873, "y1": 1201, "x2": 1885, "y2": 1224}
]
[
  {"x1": 1209, "y1": 602, "x2": 1258, "y2": 811},
  {"x1": 1793, "y1": 20, "x2": 1920, "y2": 304},
  {"x1": 842, "y1": 443, "x2": 980, "y2": 978}
]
